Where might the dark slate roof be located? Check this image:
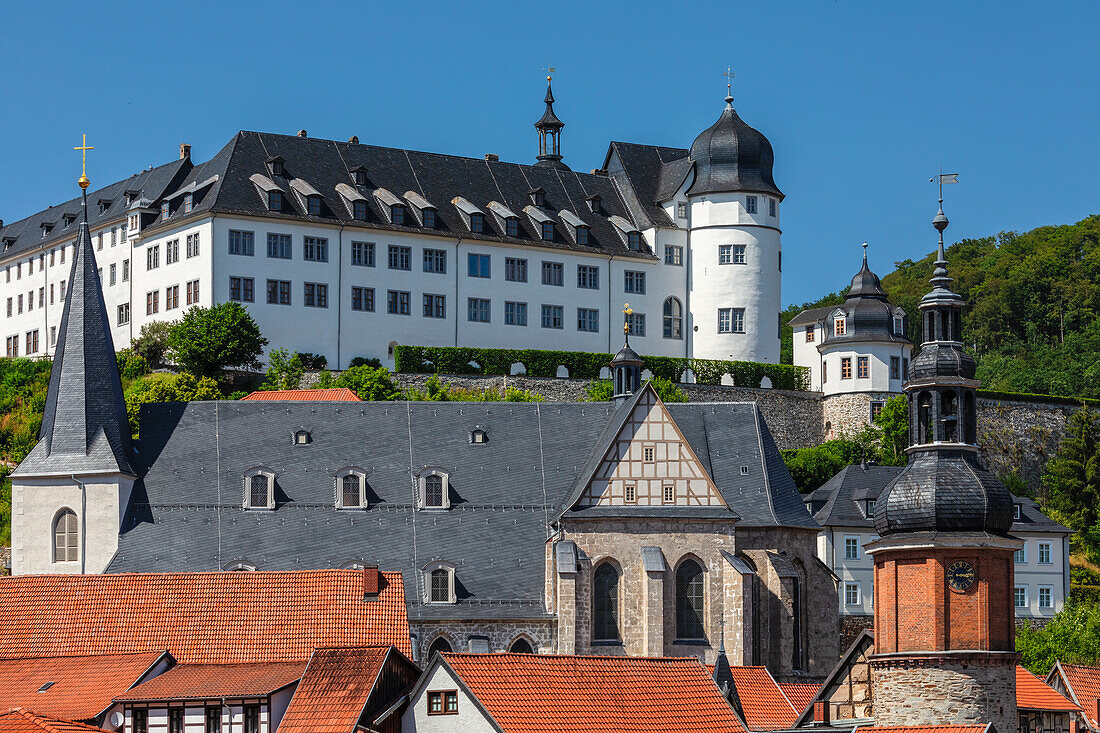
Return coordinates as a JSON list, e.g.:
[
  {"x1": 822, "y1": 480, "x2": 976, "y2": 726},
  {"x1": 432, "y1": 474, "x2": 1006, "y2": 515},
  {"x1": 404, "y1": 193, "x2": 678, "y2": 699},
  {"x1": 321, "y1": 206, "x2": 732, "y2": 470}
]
[
  {"x1": 0, "y1": 160, "x2": 189, "y2": 260},
  {"x1": 786, "y1": 305, "x2": 835, "y2": 328},
  {"x1": 603, "y1": 142, "x2": 687, "y2": 229},
  {"x1": 141, "y1": 131, "x2": 655, "y2": 260},
  {"x1": 108, "y1": 397, "x2": 815, "y2": 619},
  {"x1": 910, "y1": 342, "x2": 977, "y2": 380},
  {"x1": 13, "y1": 194, "x2": 134, "y2": 478},
  {"x1": 687, "y1": 99, "x2": 783, "y2": 199}
]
